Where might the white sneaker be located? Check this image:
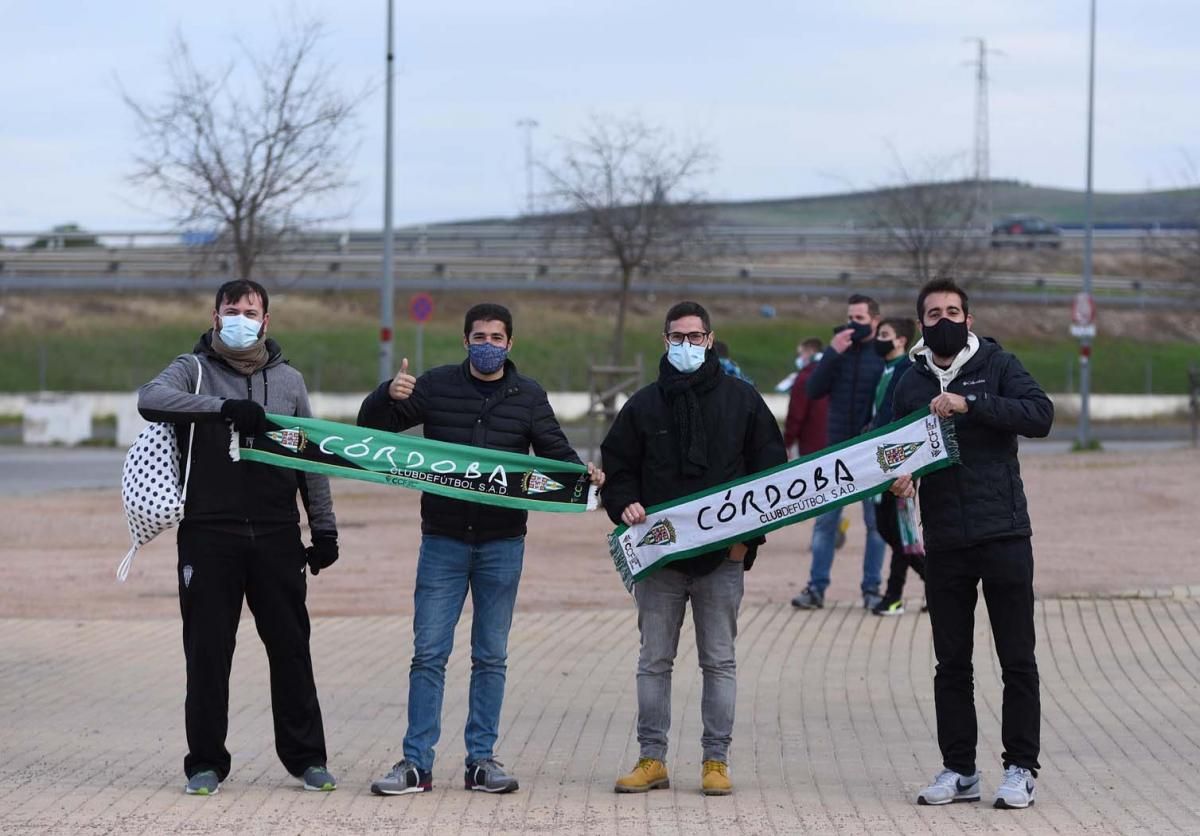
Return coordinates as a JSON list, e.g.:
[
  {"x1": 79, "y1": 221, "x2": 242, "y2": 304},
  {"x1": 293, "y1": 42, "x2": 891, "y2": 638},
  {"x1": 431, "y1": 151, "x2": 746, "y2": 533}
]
[
  {"x1": 994, "y1": 765, "x2": 1036, "y2": 809},
  {"x1": 916, "y1": 768, "x2": 981, "y2": 805}
]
